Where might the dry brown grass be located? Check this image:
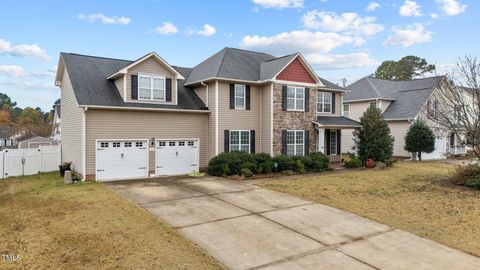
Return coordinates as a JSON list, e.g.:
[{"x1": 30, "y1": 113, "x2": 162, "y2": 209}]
[
  {"x1": 259, "y1": 161, "x2": 480, "y2": 257},
  {"x1": 0, "y1": 173, "x2": 223, "y2": 270}
]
